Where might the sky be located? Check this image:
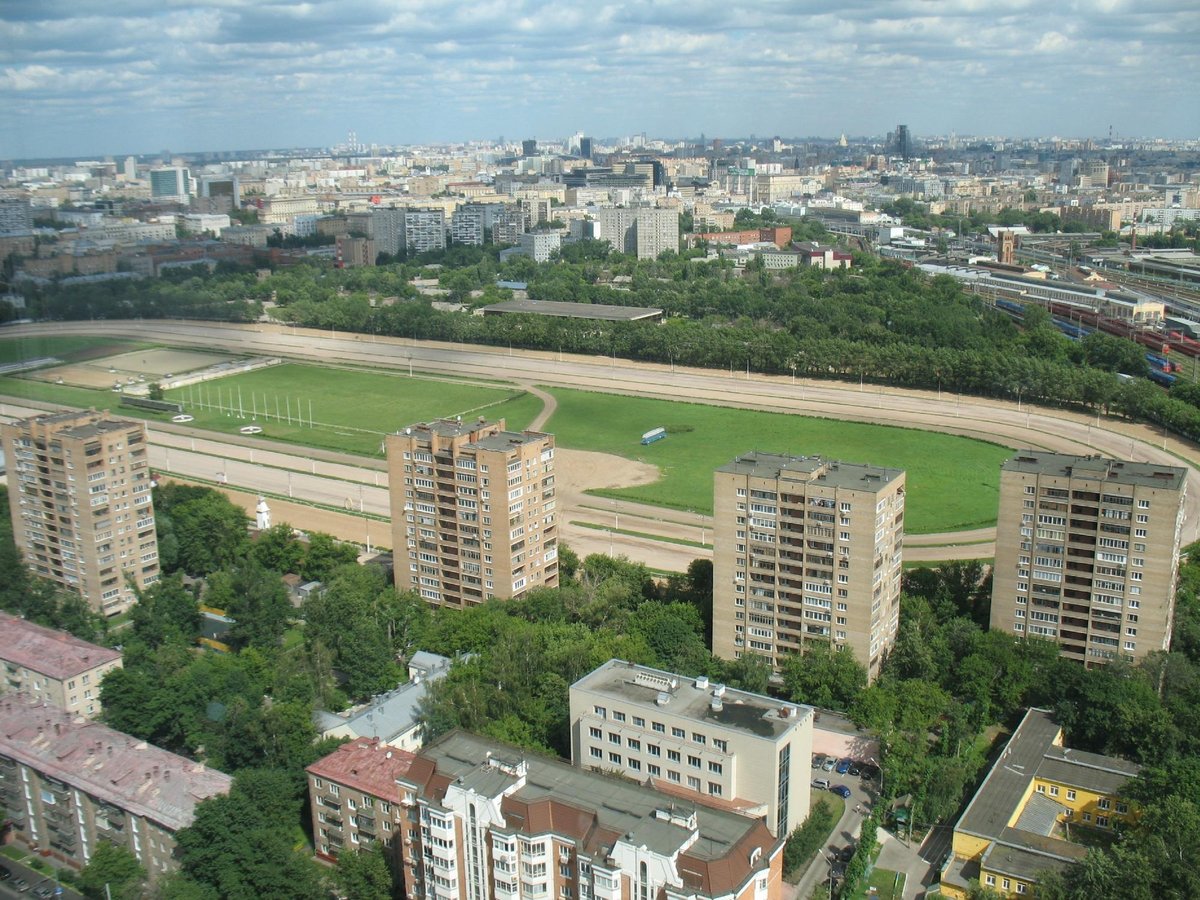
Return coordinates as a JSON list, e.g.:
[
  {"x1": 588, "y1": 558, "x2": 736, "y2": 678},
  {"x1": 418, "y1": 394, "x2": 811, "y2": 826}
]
[{"x1": 1, "y1": 0, "x2": 1198, "y2": 160}]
